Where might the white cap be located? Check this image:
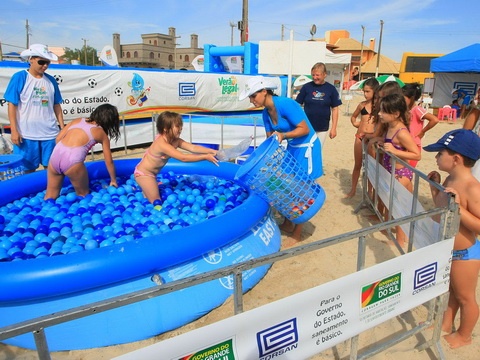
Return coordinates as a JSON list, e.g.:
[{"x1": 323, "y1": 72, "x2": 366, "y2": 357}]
[
  {"x1": 239, "y1": 76, "x2": 277, "y2": 101},
  {"x1": 20, "y1": 44, "x2": 58, "y2": 61}
]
